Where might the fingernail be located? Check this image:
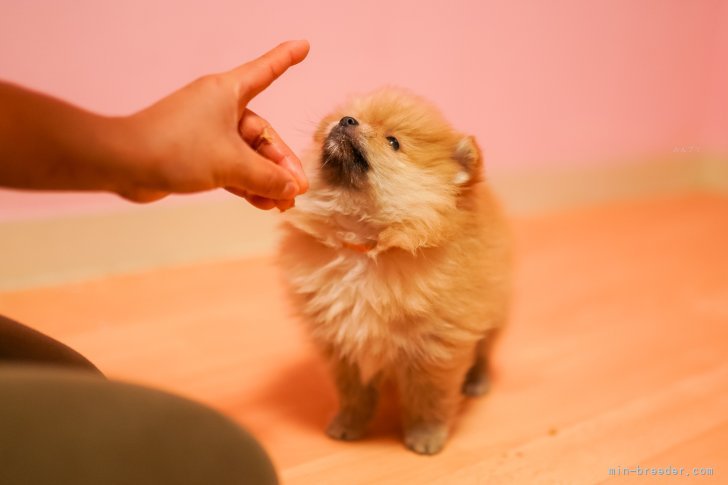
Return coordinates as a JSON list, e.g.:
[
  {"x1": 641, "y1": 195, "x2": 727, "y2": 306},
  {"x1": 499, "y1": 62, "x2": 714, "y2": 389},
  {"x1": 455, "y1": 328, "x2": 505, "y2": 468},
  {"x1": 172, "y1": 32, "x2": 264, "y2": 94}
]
[
  {"x1": 282, "y1": 156, "x2": 308, "y2": 191},
  {"x1": 276, "y1": 198, "x2": 295, "y2": 212},
  {"x1": 282, "y1": 181, "x2": 298, "y2": 199}
]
